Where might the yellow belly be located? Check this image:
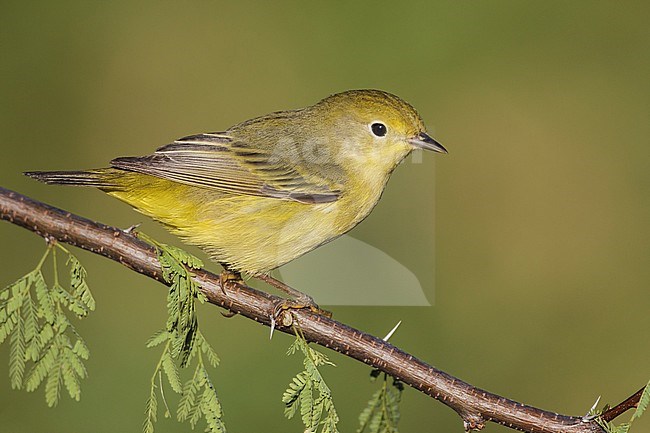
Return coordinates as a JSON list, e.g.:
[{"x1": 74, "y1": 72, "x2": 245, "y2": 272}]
[{"x1": 107, "y1": 173, "x2": 376, "y2": 275}]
